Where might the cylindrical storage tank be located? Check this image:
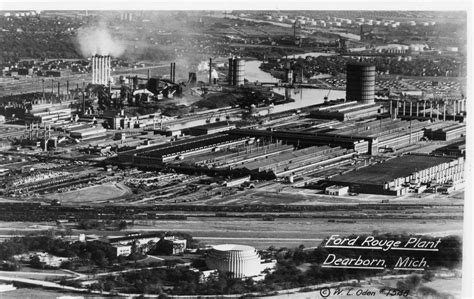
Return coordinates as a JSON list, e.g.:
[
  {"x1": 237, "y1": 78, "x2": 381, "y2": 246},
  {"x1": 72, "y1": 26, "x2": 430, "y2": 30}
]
[
  {"x1": 346, "y1": 62, "x2": 376, "y2": 104},
  {"x1": 206, "y1": 244, "x2": 262, "y2": 278},
  {"x1": 233, "y1": 58, "x2": 245, "y2": 86}
]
